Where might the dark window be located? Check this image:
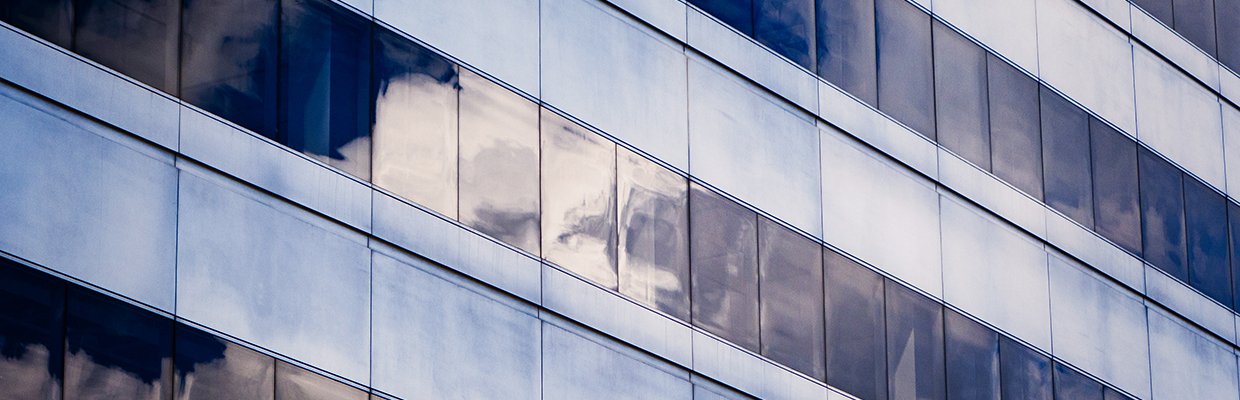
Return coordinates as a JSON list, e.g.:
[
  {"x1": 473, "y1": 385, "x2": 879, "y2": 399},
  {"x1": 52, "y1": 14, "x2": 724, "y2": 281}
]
[
  {"x1": 275, "y1": 360, "x2": 367, "y2": 400},
  {"x1": 0, "y1": 257, "x2": 65, "y2": 398},
  {"x1": 757, "y1": 217, "x2": 824, "y2": 380},
  {"x1": 64, "y1": 286, "x2": 173, "y2": 399},
  {"x1": 1230, "y1": 201, "x2": 1240, "y2": 311},
  {"x1": 1219, "y1": 0, "x2": 1240, "y2": 72},
  {"x1": 987, "y1": 54, "x2": 1043, "y2": 200},
  {"x1": 816, "y1": 0, "x2": 877, "y2": 105},
  {"x1": 1133, "y1": 0, "x2": 1173, "y2": 24},
  {"x1": 1185, "y1": 178, "x2": 1231, "y2": 305},
  {"x1": 181, "y1": 0, "x2": 279, "y2": 138},
  {"x1": 824, "y1": 250, "x2": 887, "y2": 400},
  {"x1": 1041, "y1": 86, "x2": 1093, "y2": 229},
  {"x1": 1104, "y1": 388, "x2": 1132, "y2": 400},
  {"x1": 175, "y1": 324, "x2": 276, "y2": 400},
  {"x1": 541, "y1": 110, "x2": 619, "y2": 289},
  {"x1": 999, "y1": 336, "x2": 1052, "y2": 400},
  {"x1": 618, "y1": 149, "x2": 690, "y2": 321},
  {"x1": 876, "y1": 0, "x2": 935, "y2": 139},
  {"x1": 1139, "y1": 148, "x2": 1188, "y2": 281},
  {"x1": 690, "y1": 183, "x2": 760, "y2": 352},
  {"x1": 688, "y1": 0, "x2": 754, "y2": 35},
  {"x1": 933, "y1": 21, "x2": 990, "y2": 169},
  {"x1": 754, "y1": 0, "x2": 814, "y2": 68},
  {"x1": 0, "y1": 0, "x2": 73, "y2": 47},
  {"x1": 946, "y1": 310, "x2": 999, "y2": 400},
  {"x1": 886, "y1": 281, "x2": 946, "y2": 400},
  {"x1": 74, "y1": 0, "x2": 181, "y2": 94},
  {"x1": 1053, "y1": 363, "x2": 1102, "y2": 400},
  {"x1": 1090, "y1": 118, "x2": 1142, "y2": 255},
  {"x1": 1173, "y1": 0, "x2": 1217, "y2": 57}
]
